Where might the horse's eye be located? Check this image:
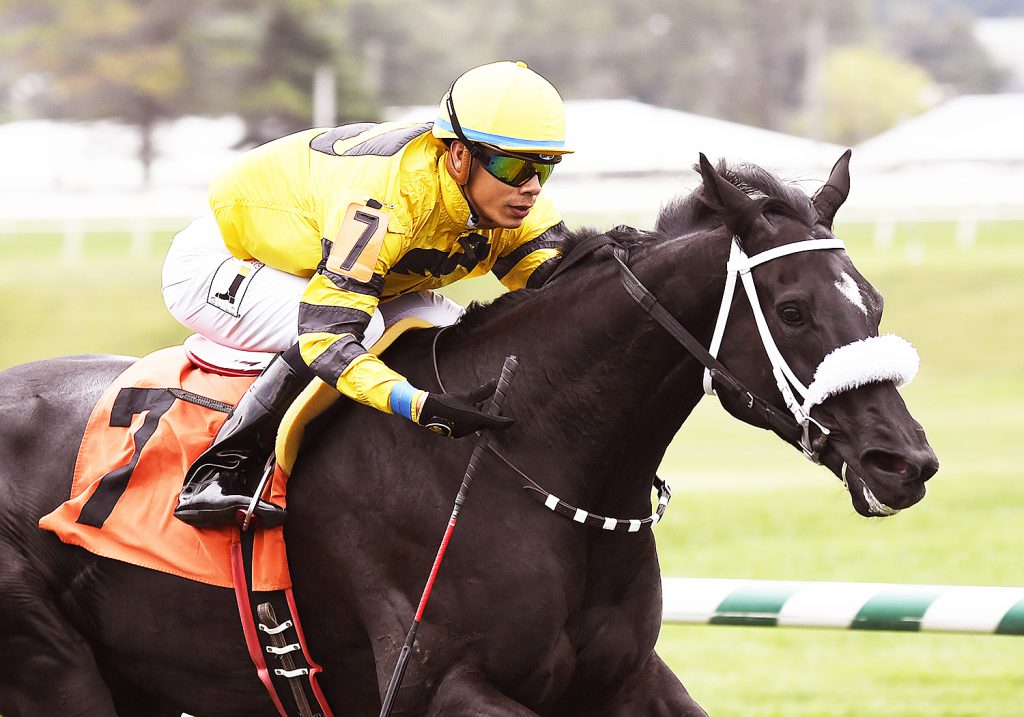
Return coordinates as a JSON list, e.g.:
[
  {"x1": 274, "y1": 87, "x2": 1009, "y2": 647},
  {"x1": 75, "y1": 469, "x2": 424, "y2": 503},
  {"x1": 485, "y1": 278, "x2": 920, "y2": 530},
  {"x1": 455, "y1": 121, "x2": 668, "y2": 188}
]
[{"x1": 779, "y1": 306, "x2": 803, "y2": 325}]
